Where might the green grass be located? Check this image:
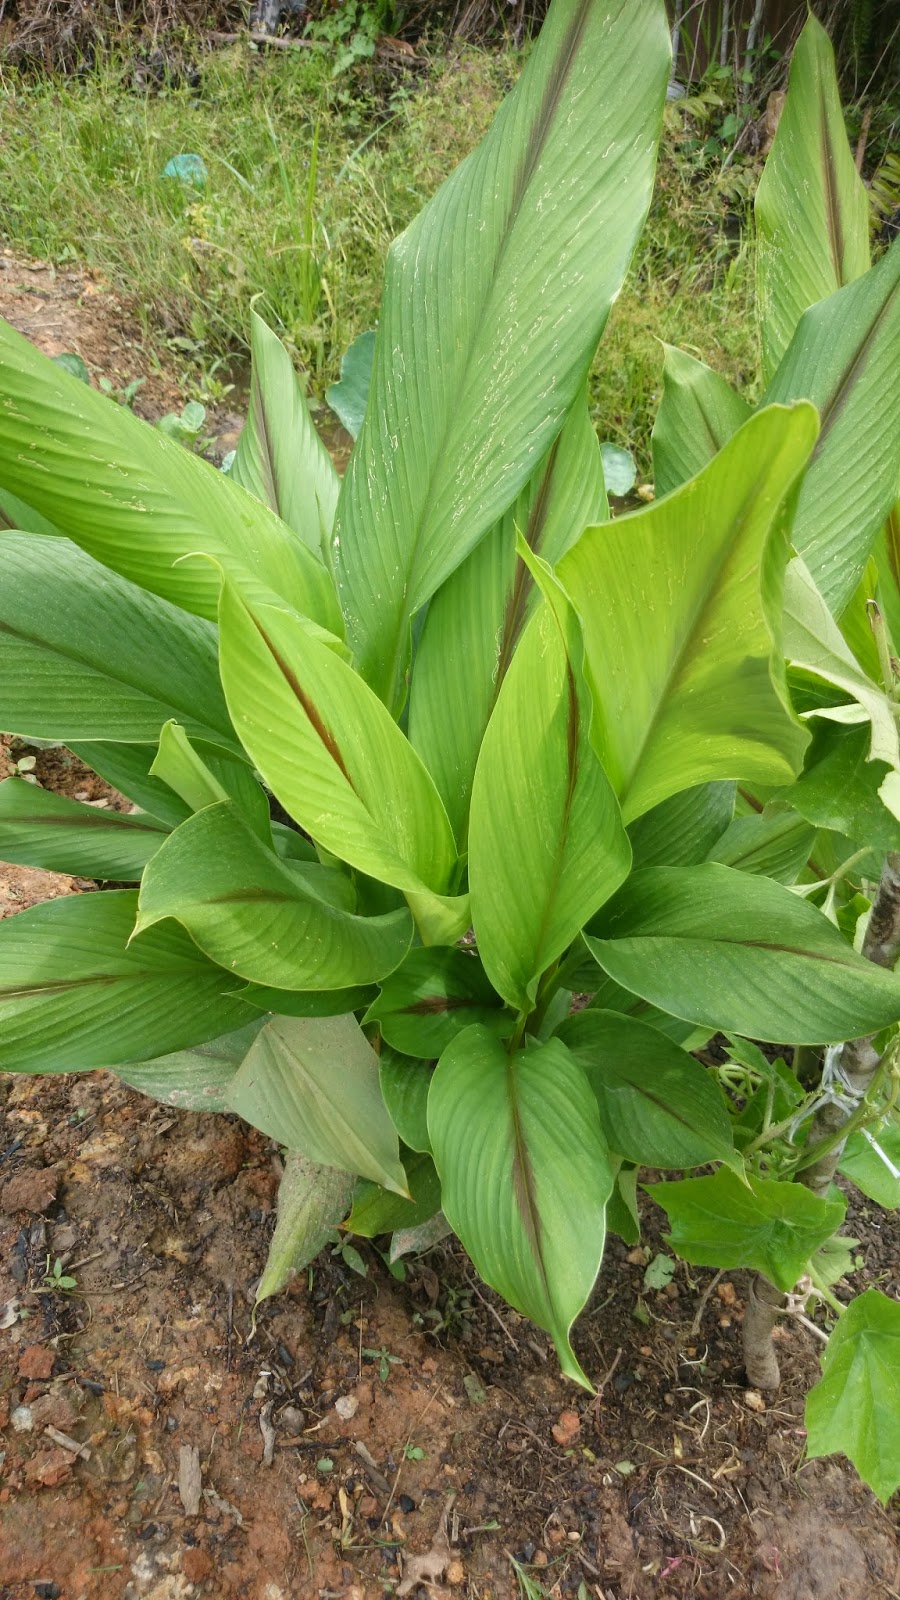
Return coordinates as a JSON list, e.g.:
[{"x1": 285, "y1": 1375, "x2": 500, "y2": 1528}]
[{"x1": 0, "y1": 47, "x2": 759, "y2": 473}]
